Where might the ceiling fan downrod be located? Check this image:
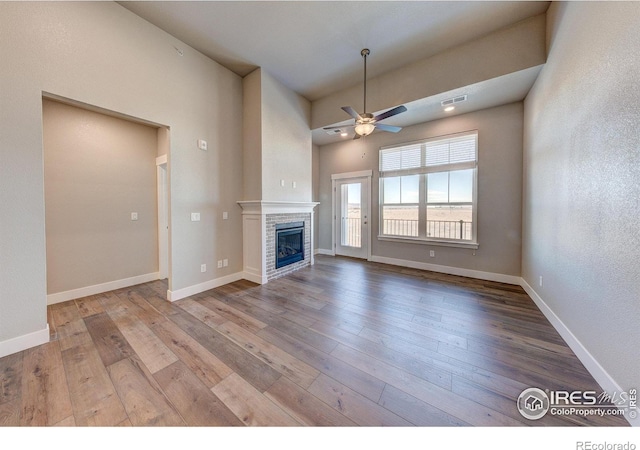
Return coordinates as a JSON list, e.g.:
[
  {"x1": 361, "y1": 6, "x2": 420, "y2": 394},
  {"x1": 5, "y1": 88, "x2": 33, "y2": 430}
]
[{"x1": 361, "y1": 48, "x2": 369, "y2": 114}]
